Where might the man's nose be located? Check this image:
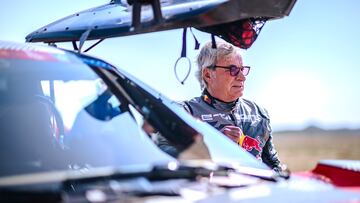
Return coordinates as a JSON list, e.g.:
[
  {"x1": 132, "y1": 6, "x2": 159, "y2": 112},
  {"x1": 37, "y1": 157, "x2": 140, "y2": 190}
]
[{"x1": 236, "y1": 72, "x2": 246, "y2": 81}]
